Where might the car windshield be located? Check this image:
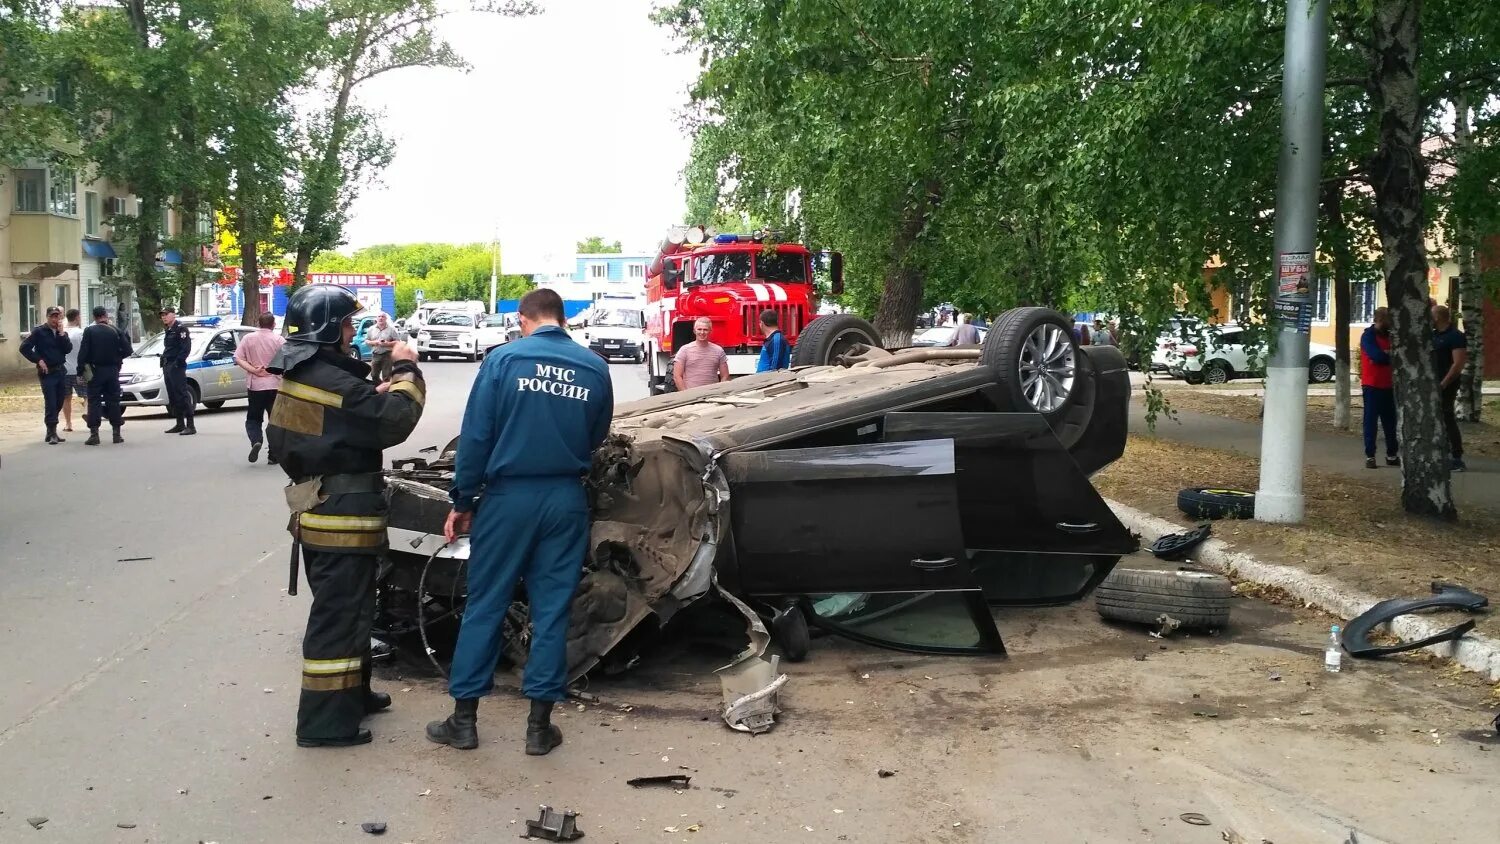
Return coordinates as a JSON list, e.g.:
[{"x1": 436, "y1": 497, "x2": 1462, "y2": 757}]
[
  {"x1": 693, "y1": 252, "x2": 751, "y2": 286},
  {"x1": 592, "y1": 308, "x2": 643, "y2": 328},
  {"x1": 756, "y1": 252, "x2": 807, "y2": 283},
  {"x1": 428, "y1": 312, "x2": 472, "y2": 326}
]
